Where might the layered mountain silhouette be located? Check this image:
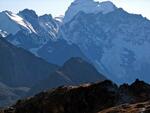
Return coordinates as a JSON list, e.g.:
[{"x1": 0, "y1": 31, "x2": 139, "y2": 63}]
[
  {"x1": 0, "y1": 9, "x2": 87, "y2": 66},
  {"x1": 0, "y1": 35, "x2": 60, "y2": 106},
  {"x1": 0, "y1": 36, "x2": 59, "y2": 87},
  {"x1": 36, "y1": 39, "x2": 88, "y2": 65},
  {"x1": 28, "y1": 57, "x2": 106, "y2": 95},
  {"x1": 0, "y1": 35, "x2": 106, "y2": 106},
  {"x1": 0, "y1": 0, "x2": 150, "y2": 111},
  {"x1": 1, "y1": 0, "x2": 150, "y2": 83}
]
